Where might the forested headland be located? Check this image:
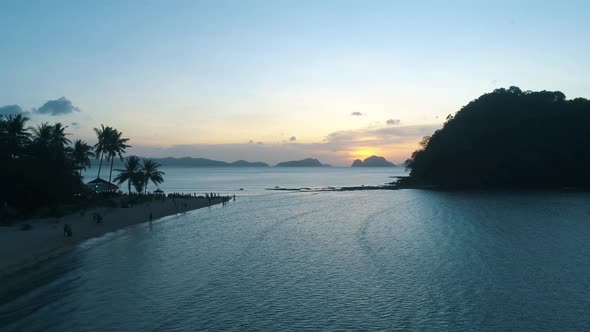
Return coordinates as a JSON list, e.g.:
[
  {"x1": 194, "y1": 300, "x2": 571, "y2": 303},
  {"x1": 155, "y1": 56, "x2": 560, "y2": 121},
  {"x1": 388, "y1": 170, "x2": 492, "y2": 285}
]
[{"x1": 405, "y1": 87, "x2": 590, "y2": 189}]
